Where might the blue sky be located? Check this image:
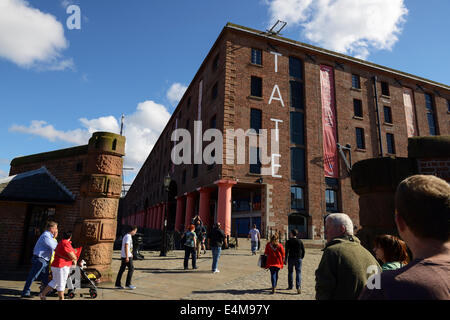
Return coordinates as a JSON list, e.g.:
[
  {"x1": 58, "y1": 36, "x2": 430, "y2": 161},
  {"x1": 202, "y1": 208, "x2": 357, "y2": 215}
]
[{"x1": 0, "y1": 0, "x2": 449, "y2": 185}]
